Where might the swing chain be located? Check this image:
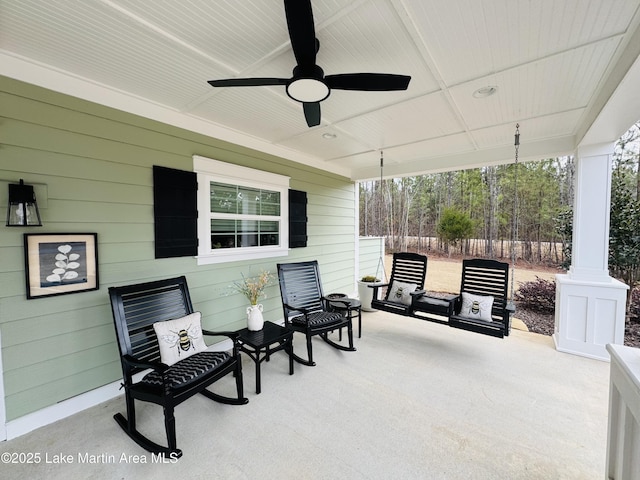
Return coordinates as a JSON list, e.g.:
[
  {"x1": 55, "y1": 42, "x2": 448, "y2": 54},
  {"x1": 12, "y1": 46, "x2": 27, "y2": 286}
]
[
  {"x1": 510, "y1": 124, "x2": 520, "y2": 302},
  {"x1": 375, "y1": 150, "x2": 387, "y2": 283}
]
